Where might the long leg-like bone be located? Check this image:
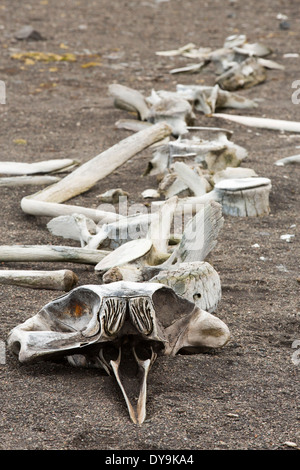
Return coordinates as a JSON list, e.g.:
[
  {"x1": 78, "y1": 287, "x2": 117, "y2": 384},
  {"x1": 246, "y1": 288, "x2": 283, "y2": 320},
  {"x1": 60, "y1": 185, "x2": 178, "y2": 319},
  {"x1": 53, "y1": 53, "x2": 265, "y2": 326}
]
[
  {"x1": 133, "y1": 346, "x2": 157, "y2": 425},
  {"x1": 212, "y1": 113, "x2": 300, "y2": 132}
]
